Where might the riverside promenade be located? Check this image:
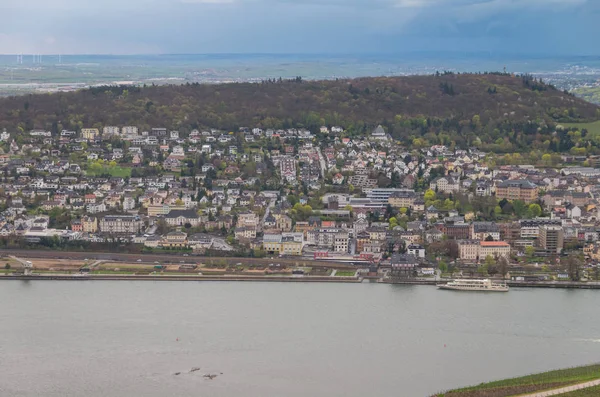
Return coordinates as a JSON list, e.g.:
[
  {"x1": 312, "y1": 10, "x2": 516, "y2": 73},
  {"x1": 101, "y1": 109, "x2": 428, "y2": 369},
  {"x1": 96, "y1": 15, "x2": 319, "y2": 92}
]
[{"x1": 519, "y1": 378, "x2": 600, "y2": 396}]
